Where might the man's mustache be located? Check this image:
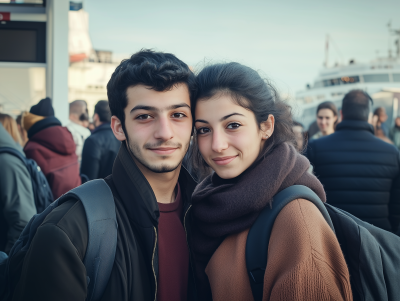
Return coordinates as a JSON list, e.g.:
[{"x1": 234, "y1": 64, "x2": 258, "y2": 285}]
[{"x1": 144, "y1": 141, "x2": 182, "y2": 149}]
